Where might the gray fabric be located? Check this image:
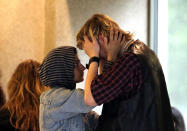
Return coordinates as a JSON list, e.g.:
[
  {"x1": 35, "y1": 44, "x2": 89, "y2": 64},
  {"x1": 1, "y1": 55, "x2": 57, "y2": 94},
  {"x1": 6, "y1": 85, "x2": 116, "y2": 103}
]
[
  {"x1": 40, "y1": 88, "x2": 97, "y2": 131},
  {"x1": 38, "y1": 46, "x2": 76, "y2": 89}
]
